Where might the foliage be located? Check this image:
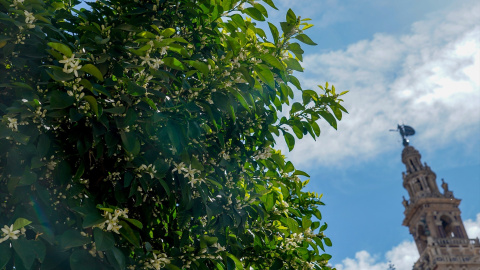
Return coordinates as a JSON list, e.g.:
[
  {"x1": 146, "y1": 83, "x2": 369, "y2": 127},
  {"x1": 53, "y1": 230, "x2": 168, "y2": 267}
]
[{"x1": 0, "y1": 0, "x2": 347, "y2": 269}]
